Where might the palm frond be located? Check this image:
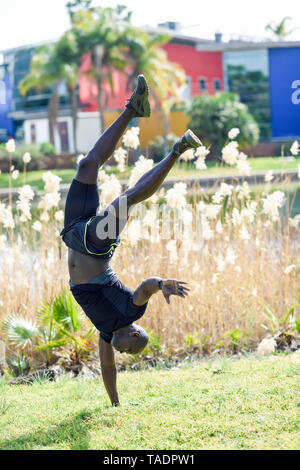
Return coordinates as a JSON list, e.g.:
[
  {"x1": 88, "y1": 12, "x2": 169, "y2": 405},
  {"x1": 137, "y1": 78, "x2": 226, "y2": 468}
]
[
  {"x1": 6, "y1": 353, "x2": 30, "y2": 375},
  {"x1": 2, "y1": 315, "x2": 38, "y2": 349},
  {"x1": 65, "y1": 291, "x2": 80, "y2": 332},
  {"x1": 34, "y1": 338, "x2": 70, "y2": 352},
  {"x1": 38, "y1": 290, "x2": 81, "y2": 333}
]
